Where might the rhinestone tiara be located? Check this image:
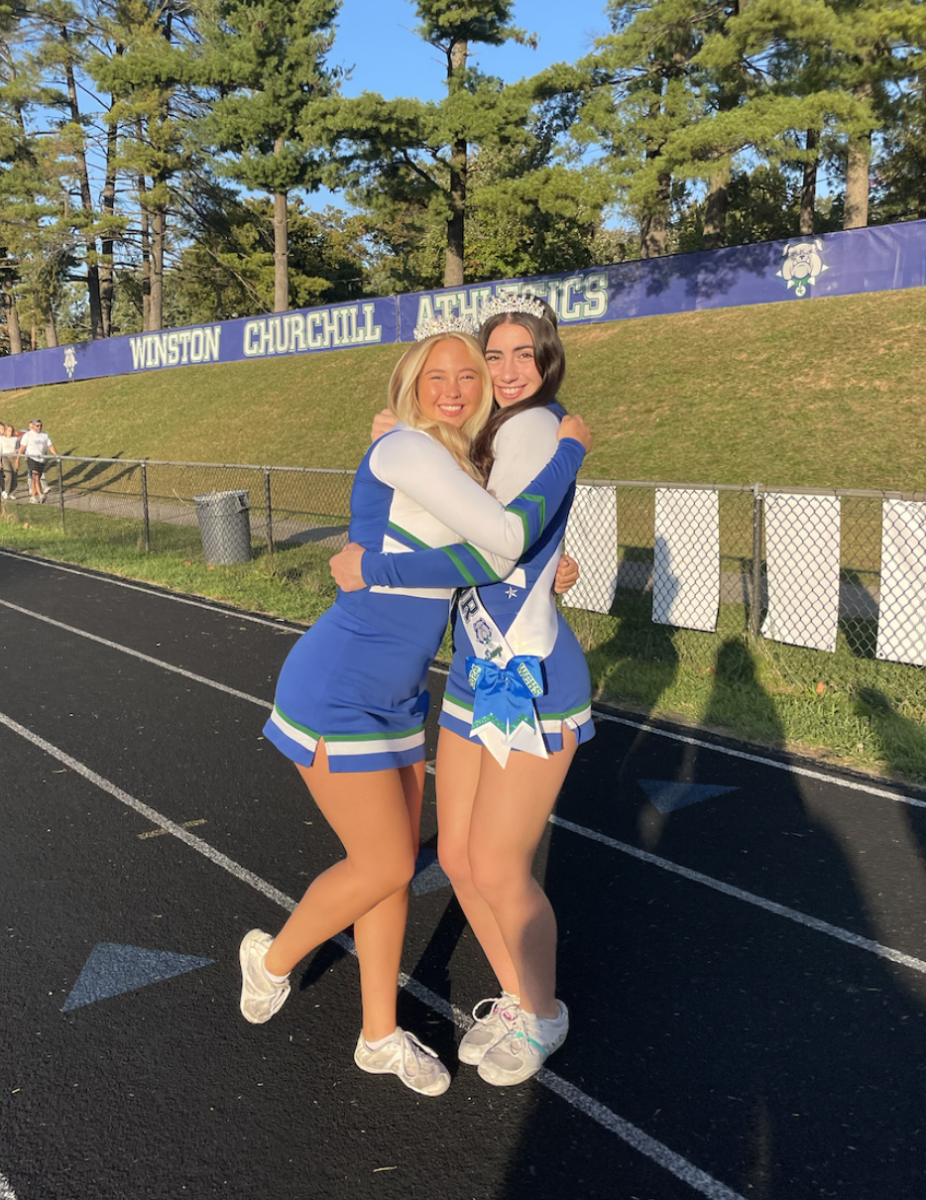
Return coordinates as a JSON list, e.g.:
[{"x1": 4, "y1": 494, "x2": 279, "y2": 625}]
[
  {"x1": 478, "y1": 293, "x2": 547, "y2": 324},
  {"x1": 413, "y1": 314, "x2": 479, "y2": 341}
]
